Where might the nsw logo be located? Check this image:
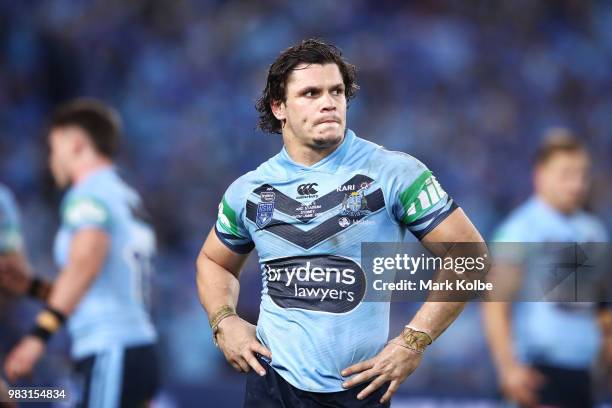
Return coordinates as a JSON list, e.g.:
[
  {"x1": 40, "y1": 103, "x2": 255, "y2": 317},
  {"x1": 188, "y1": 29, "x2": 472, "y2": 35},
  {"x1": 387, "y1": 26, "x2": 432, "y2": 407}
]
[
  {"x1": 256, "y1": 191, "x2": 275, "y2": 228},
  {"x1": 263, "y1": 255, "x2": 367, "y2": 313}
]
